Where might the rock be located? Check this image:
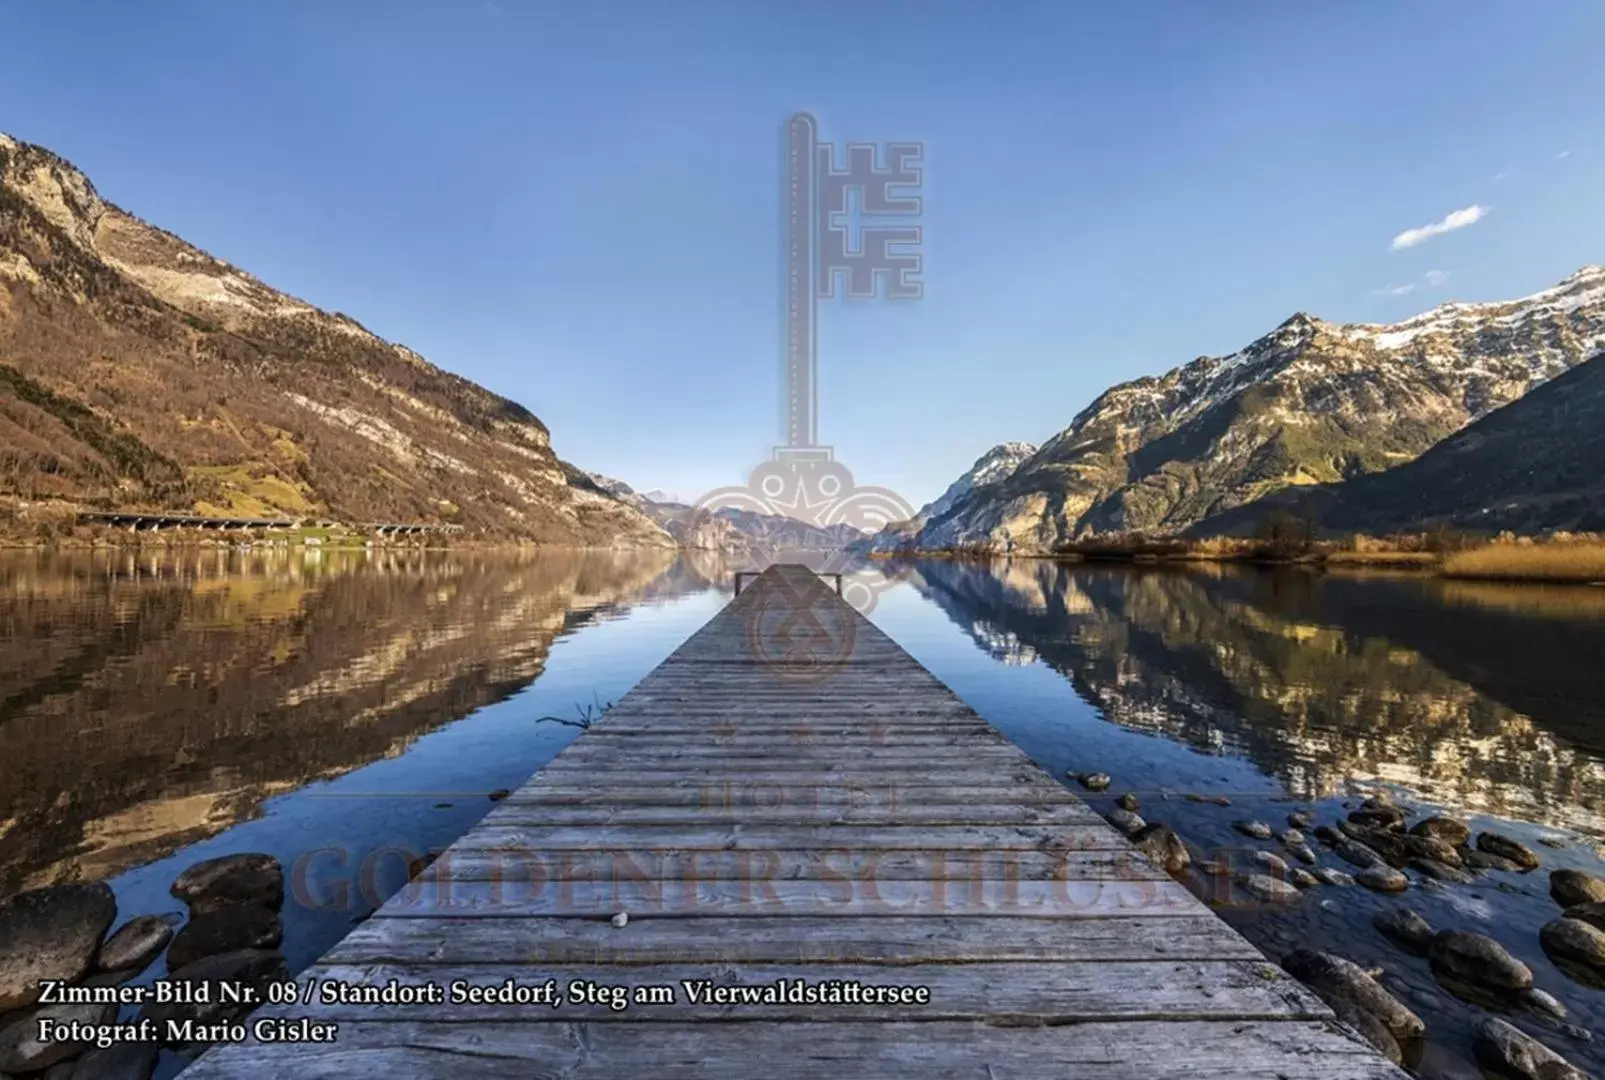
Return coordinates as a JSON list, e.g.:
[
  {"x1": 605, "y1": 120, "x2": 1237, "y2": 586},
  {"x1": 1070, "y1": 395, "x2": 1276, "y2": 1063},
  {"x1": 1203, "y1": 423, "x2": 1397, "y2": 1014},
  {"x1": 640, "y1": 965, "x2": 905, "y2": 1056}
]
[
  {"x1": 1198, "y1": 860, "x2": 1229, "y2": 877},
  {"x1": 0, "y1": 1000, "x2": 117, "y2": 1072},
  {"x1": 1313, "y1": 824, "x2": 1346, "y2": 845},
  {"x1": 0, "y1": 883, "x2": 117, "y2": 1011},
  {"x1": 1473, "y1": 1017, "x2": 1589, "y2": 1080},
  {"x1": 1521, "y1": 987, "x2": 1568, "y2": 1020},
  {"x1": 1349, "y1": 806, "x2": 1406, "y2": 831},
  {"x1": 1540, "y1": 917, "x2": 1605, "y2": 970},
  {"x1": 1538, "y1": 836, "x2": 1569, "y2": 850},
  {"x1": 488, "y1": 788, "x2": 511, "y2": 801},
  {"x1": 1551, "y1": 869, "x2": 1605, "y2": 908},
  {"x1": 1281, "y1": 949, "x2": 1425, "y2": 1043},
  {"x1": 1429, "y1": 929, "x2": 1534, "y2": 990},
  {"x1": 1312, "y1": 867, "x2": 1355, "y2": 887},
  {"x1": 1252, "y1": 850, "x2": 1289, "y2": 875},
  {"x1": 610, "y1": 912, "x2": 629, "y2": 928},
  {"x1": 1233, "y1": 820, "x2": 1273, "y2": 839},
  {"x1": 1410, "y1": 816, "x2": 1471, "y2": 845},
  {"x1": 1105, "y1": 808, "x2": 1146, "y2": 837},
  {"x1": 1241, "y1": 874, "x2": 1301, "y2": 903},
  {"x1": 1116, "y1": 792, "x2": 1140, "y2": 812},
  {"x1": 1279, "y1": 829, "x2": 1305, "y2": 845},
  {"x1": 1465, "y1": 849, "x2": 1524, "y2": 873},
  {"x1": 1288, "y1": 868, "x2": 1319, "y2": 889},
  {"x1": 1563, "y1": 902, "x2": 1605, "y2": 931},
  {"x1": 138, "y1": 949, "x2": 290, "y2": 1035},
  {"x1": 1075, "y1": 772, "x2": 1111, "y2": 792},
  {"x1": 69, "y1": 1041, "x2": 158, "y2": 1080},
  {"x1": 1132, "y1": 824, "x2": 1190, "y2": 874},
  {"x1": 1286, "y1": 842, "x2": 1318, "y2": 865},
  {"x1": 1373, "y1": 908, "x2": 1436, "y2": 952},
  {"x1": 1410, "y1": 858, "x2": 1475, "y2": 884},
  {"x1": 1287, "y1": 811, "x2": 1312, "y2": 829},
  {"x1": 1403, "y1": 834, "x2": 1464, "y2": 868},
  {"x1": 1356, "y1": 864, "x2": 1409, "y2": 892},
  {"x1": 1334, "y1": 840, "x2": 1387, "y2": 870},
  {"x1": 170, "y1": 853, "x2": 284, "y2": 914},
  {"x1": 1328, "y1": 997, "x2": 1403, "y2": 1063},
  {"x1": 95, "y1": 915, "x2": 174, "y2": 976},
  {"x1": 166, "y1": 906, "x2": 283, "y2": 970},
  {"x1": 1477, "y1": 832, "x2": 1541, "y2": 871}
]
